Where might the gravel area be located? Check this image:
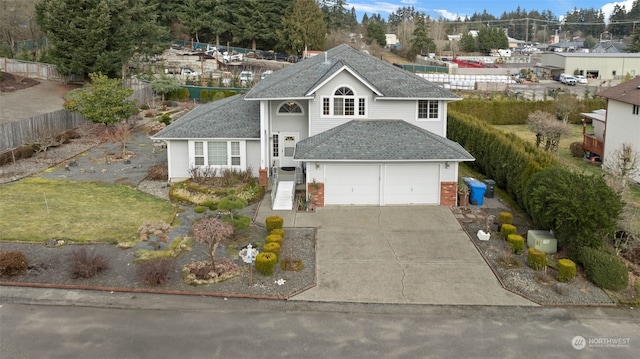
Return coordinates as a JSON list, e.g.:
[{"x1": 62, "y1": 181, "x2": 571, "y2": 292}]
[{"x1": 453, "y1": 205, "x2": 614, "y2": 306}]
